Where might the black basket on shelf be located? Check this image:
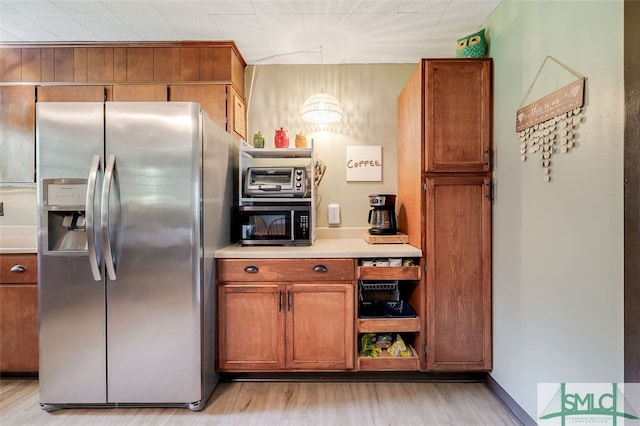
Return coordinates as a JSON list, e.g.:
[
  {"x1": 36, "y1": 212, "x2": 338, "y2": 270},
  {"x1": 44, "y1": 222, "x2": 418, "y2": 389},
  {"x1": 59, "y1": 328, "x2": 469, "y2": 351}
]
[
  {"x1": 358, "y1": 280, "x2": 399, "y2": 303},
  {"x1": 358, "y1": 281, "x2": 416, "y2": 318},
  {"x1": 358, "y1": 300, "x2": 416, "y2": 318}
]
